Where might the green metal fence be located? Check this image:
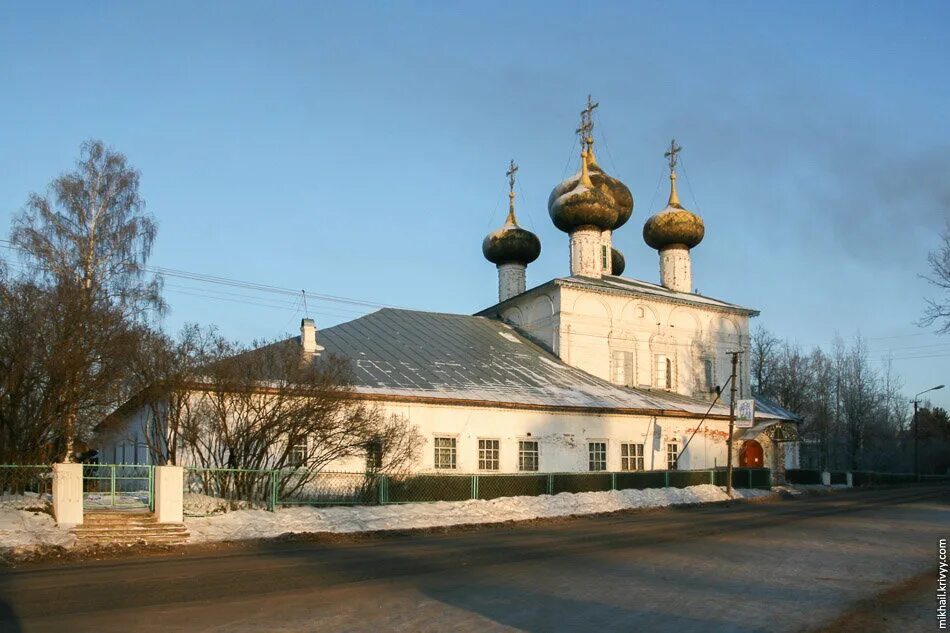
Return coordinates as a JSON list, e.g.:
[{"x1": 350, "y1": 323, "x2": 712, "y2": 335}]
[
  {"x1": 0, "y1": 465, "x2": 53, "y2": 501},
  {"x1": 82, "y1": 464, "x2": 154, "y2": 510},
  {"x1": 177, "y1": 467, "x2": 773, "y2": 516},
  {"x1": 183, "y1": 467, "x2": 274, "y2": 516}
]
